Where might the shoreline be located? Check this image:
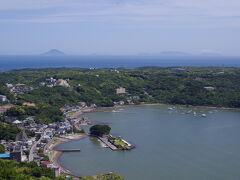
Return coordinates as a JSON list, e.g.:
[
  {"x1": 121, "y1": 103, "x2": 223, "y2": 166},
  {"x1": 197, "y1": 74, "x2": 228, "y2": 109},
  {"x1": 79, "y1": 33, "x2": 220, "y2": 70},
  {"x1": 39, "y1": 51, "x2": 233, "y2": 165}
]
[
  {"x1": 45, "y1": 133, "x2": 88, "y2": 176},
  {"x1": 48, "y1": 103, "x2": 240, "y2": 177},
  {"x1": 91, "y1": 103, "x2": 240, "y2": 113}
]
